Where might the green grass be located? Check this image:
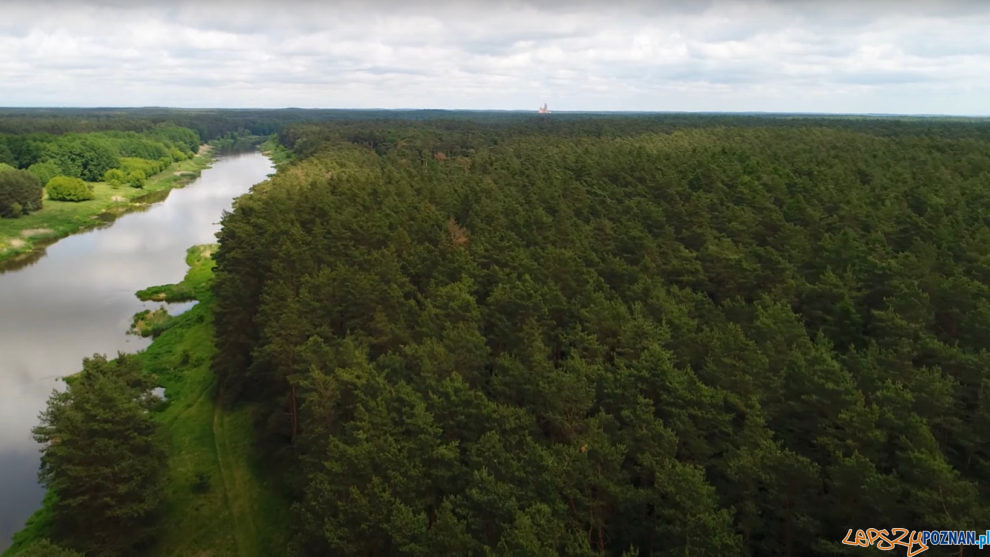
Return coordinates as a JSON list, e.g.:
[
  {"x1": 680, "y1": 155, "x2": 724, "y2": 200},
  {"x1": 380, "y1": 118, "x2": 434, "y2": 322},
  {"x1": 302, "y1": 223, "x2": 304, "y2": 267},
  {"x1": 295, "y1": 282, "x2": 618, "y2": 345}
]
[
  {"x1": 210, "y1": 402, "x2": 291, "y2": 557},
  {"x1": 5, "y1": 243, "x2": 290, "y2": 557},
  {"x1": 136, "y1": 246, "x2": 217, "y2": 302},
  {"x1": 0, "y1": 148, "x2": 214, "y2": 265},
  {"x1": 135, "y1": 284, "x2": 195, "y2": 302},
  {"x1": 129, "y1": 307, "x2": 173, "y2": 337},
  {"x1": 141, "y1": 300, "x2": 239, "y2": 556},
  {"x1": 138, "y1": 245, "x2": 290, "y2": 557},
  {"x1": 259, "y1": 135, "x2": 293, "y2": 170}
]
